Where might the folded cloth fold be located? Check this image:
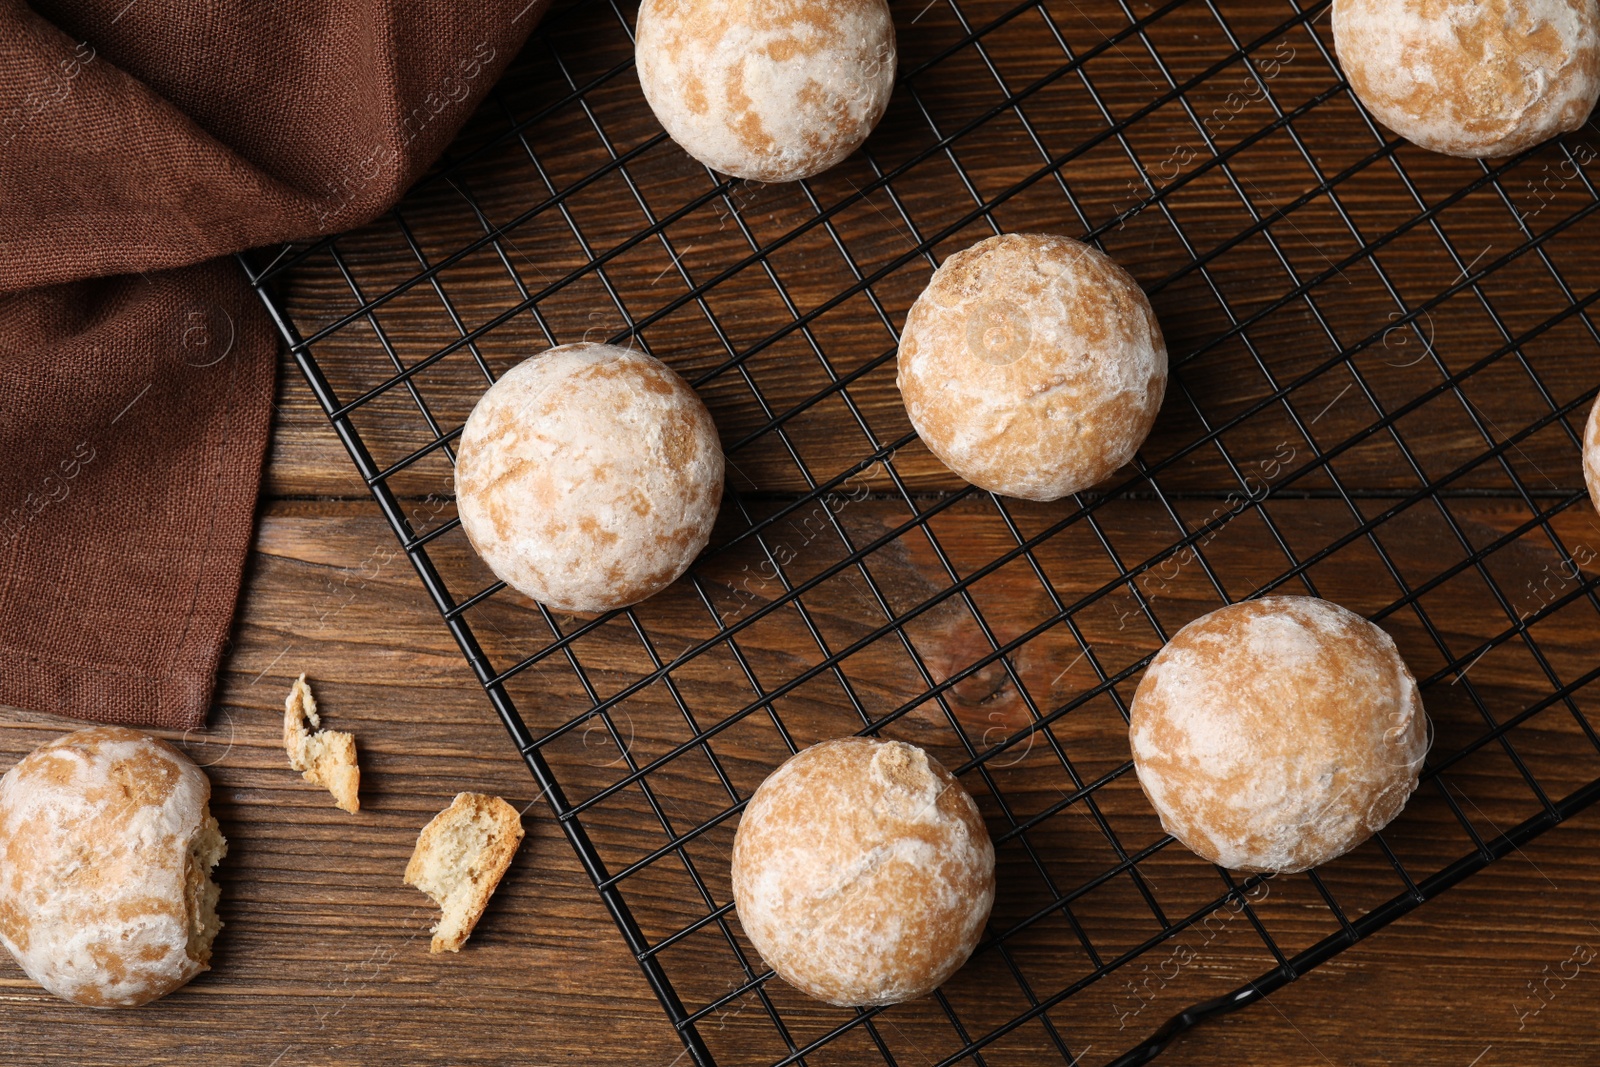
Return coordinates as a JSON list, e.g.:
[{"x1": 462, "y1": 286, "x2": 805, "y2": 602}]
[{"x1": 0, "y1": 0, "x2": 548, "y2": 729}]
